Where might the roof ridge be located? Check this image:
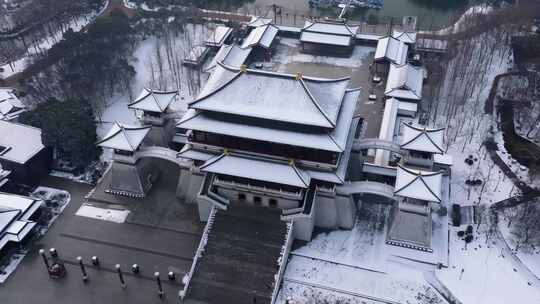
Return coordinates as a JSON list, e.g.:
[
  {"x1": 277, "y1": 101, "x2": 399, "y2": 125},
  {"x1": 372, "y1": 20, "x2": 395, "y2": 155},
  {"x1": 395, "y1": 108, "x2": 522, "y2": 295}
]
[
  {"x1": 290, "y1": 163, "x2": 310, "y2": 188},
  {"x1": 424, "y1": 132, "x2": 445, "y2": 154},
  {"x1": 299, "y1": 79, "x2": 336, "y2": 128},
  {"x1": 189, "y1": 68, "x2": 243, "y2": 106},
  {"x1": 199, "y1": 153, "x2": 227, "y2": 170},
  {"x1": 149, "y1": 92, "x2": 164, "y2": 112},
  {"x1": 119, "y1": 125, "x2": 137, "y2": 151},
  {"x1": 418, "y1": 176, "x2": 441, "y2": 202},
  {"x1": 96, "y1": 122, "x2": 124, "y2": 145}
]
